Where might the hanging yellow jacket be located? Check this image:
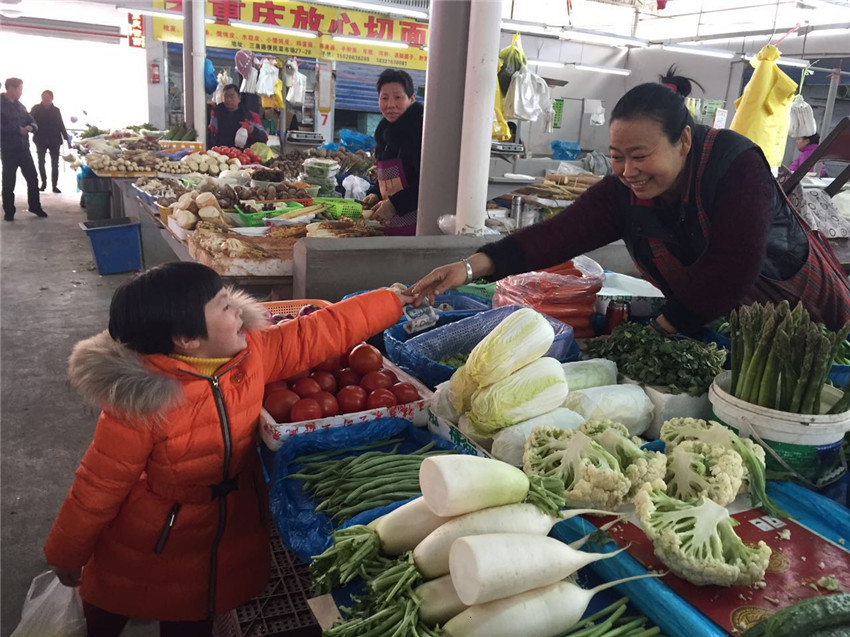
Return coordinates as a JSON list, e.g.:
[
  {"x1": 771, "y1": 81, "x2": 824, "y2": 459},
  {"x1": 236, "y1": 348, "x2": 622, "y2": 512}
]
[{"x1": 730, "y1": 45, "x2": 798, "y2": 167}]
